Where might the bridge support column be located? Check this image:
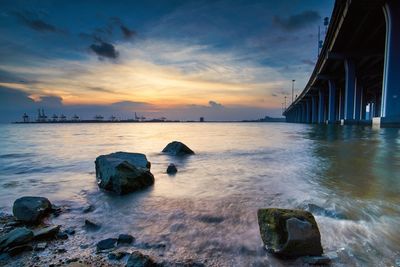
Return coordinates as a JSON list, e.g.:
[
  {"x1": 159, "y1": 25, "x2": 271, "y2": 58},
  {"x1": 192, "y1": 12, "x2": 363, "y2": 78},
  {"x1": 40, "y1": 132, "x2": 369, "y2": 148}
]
[
  {"x1": 302, "y1": 102, "x2": 306, "y2": 123},
  {"x1": 328, "y1": 80, "x2": 337, "y2": 124},
  {"x1": 381, "y1": 0, "x2": 400, "y2": 126},
  {"x1": 306, "y1": 99, "x2": 311, "y2": 123},
  {"x1": 311, "y1": 95, "x2": 318, "y2": 123},
  {"x1": 318, "y1": 89, "x2": 326, "y2": 124},
  {"x1": 344, "y1": 59, "x2": 356, "y2": 124},
  {"x1": 354, "y1": 81, "x2": 362, "y2": 121}
]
